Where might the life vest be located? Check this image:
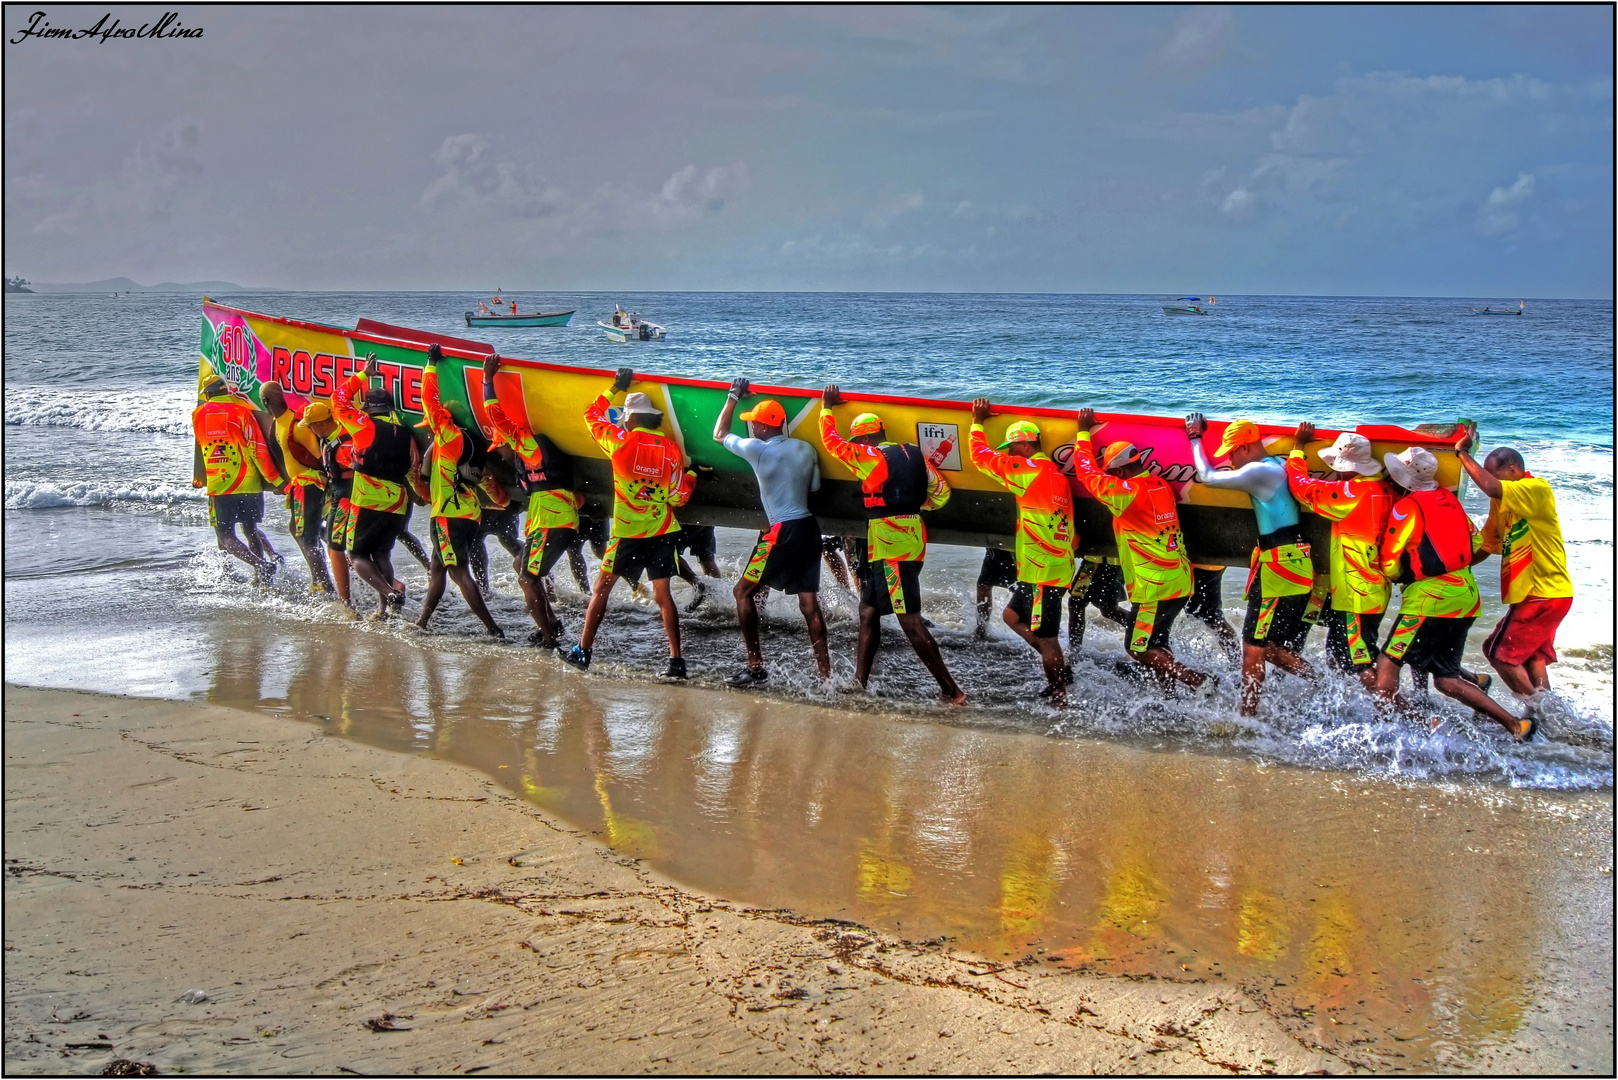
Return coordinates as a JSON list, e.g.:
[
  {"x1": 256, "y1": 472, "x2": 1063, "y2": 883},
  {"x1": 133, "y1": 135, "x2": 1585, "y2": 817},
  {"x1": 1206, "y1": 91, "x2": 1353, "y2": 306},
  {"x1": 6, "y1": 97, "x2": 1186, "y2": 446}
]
[
  {"x1": 516, "y1": 433, "x2": 575, "y2": 495},
  {"x1": 1404, "y1": 488, "x2": 1473, "y2": 580},
  {"x1": 864, "y1": 443, "x2": 926, "y2": 519},
  {"x1": 322, "y1": 433, "x2": 355, "y2": 487},
  {"x1": 354, "y1": 418, "x2": 413, "y2": 485}
]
